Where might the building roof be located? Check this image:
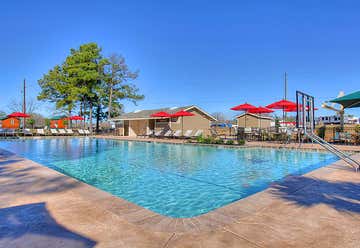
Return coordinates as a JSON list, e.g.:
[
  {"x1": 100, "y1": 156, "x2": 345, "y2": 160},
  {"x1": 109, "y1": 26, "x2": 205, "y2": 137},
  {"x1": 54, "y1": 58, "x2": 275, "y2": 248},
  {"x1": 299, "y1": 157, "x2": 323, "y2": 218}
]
[
  {"x1": 0, "y1": 116, "x2": 18, "y2": 120},
  {"x1": 50, "y1": 115, "x2": 67, "y2": 120},
  {"x1": 111, "y1": 105, "x2": 217, "y2": 121},
  {"x1": 235, "y1": 112, "x2": 274, "y2": 120}
]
